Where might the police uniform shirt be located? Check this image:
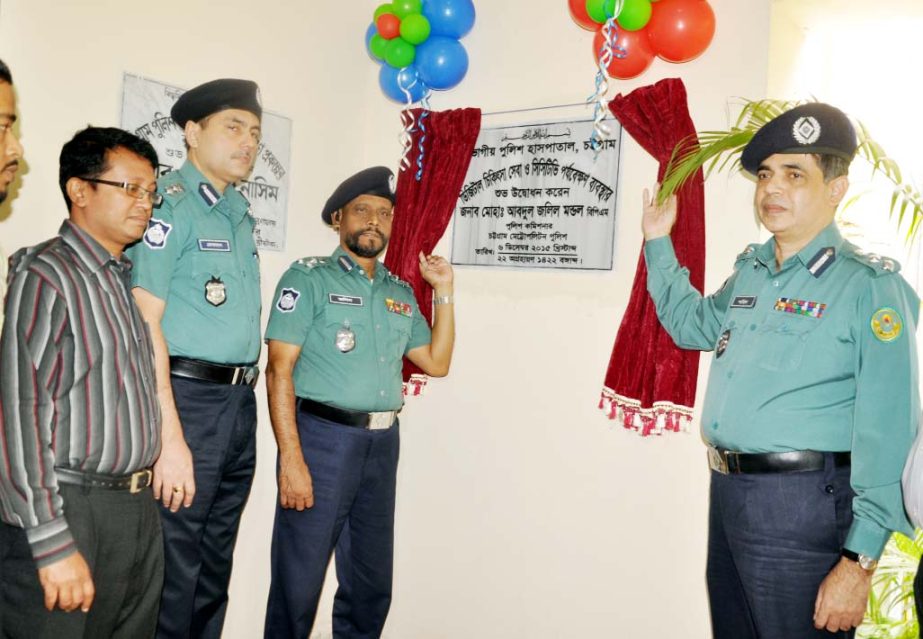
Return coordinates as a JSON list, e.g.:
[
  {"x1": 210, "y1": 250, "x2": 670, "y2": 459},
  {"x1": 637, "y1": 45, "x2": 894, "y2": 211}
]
[
  {"x1": 265, "y1": 247, "x2": 431, "y2": 412},
  {"x1": 127, "y1": 160, "x2": 261, "y2": 364},
  {"x1": 644, "y1": 222, "x2": 920, "y2": 558}
]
